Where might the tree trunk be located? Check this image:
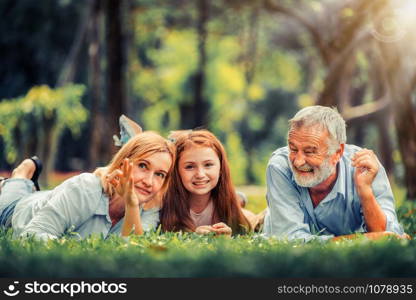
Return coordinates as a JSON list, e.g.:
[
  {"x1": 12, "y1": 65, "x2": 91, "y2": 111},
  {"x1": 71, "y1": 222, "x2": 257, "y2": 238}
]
[
  {"x1": 105, "y1": 0, "x2": 126, "y2": 157},
  {"x1": 394, "y1": 99, "x2": 416, "y2": 200},
  {"x1": 87, "y1": 0, "x2": 105, "y2": 170},
  {"x1": 192, "y1": 0, "x2": 209, "y2": 128}
]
